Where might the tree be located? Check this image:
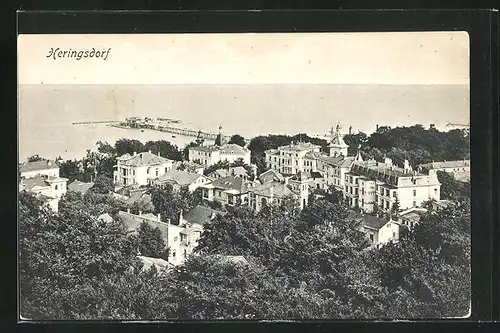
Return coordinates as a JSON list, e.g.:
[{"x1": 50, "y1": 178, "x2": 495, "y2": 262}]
[
  {"x1": 144, "y1": 140, "x2": 183, "y2": 161},
  {"x1": 90, "y1": 175, "x2": 115, "y2": 194},
  {"x1": 136, "y1": 222, "x2": 169, "y2": 259},
  {"x1": 114, "y1": 139, "x2": 145, "y2": 156},
  {"x1": 228, "y1": 134, "x2": 246, "y2": 147},
  {"x1": 59, "y1": 159, "x2": 84, "y2": 182},
  {"x1": 27, "y1": 154, "x2": 43, "y2": 162},
  {"x1": 437, "y1": 171, "x2": 470, "y2": 201},
  {"x1": 19, "y1": 192, "x2": 139, "y2": 319},
  {"x1": 391, "y1": 197, "x2": 400, "y2": 219}
]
